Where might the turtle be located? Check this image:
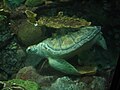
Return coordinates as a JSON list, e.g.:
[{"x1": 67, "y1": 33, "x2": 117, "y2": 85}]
[{"x1": 26, "y1": 26, "x2": 107, "y2": 75}]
